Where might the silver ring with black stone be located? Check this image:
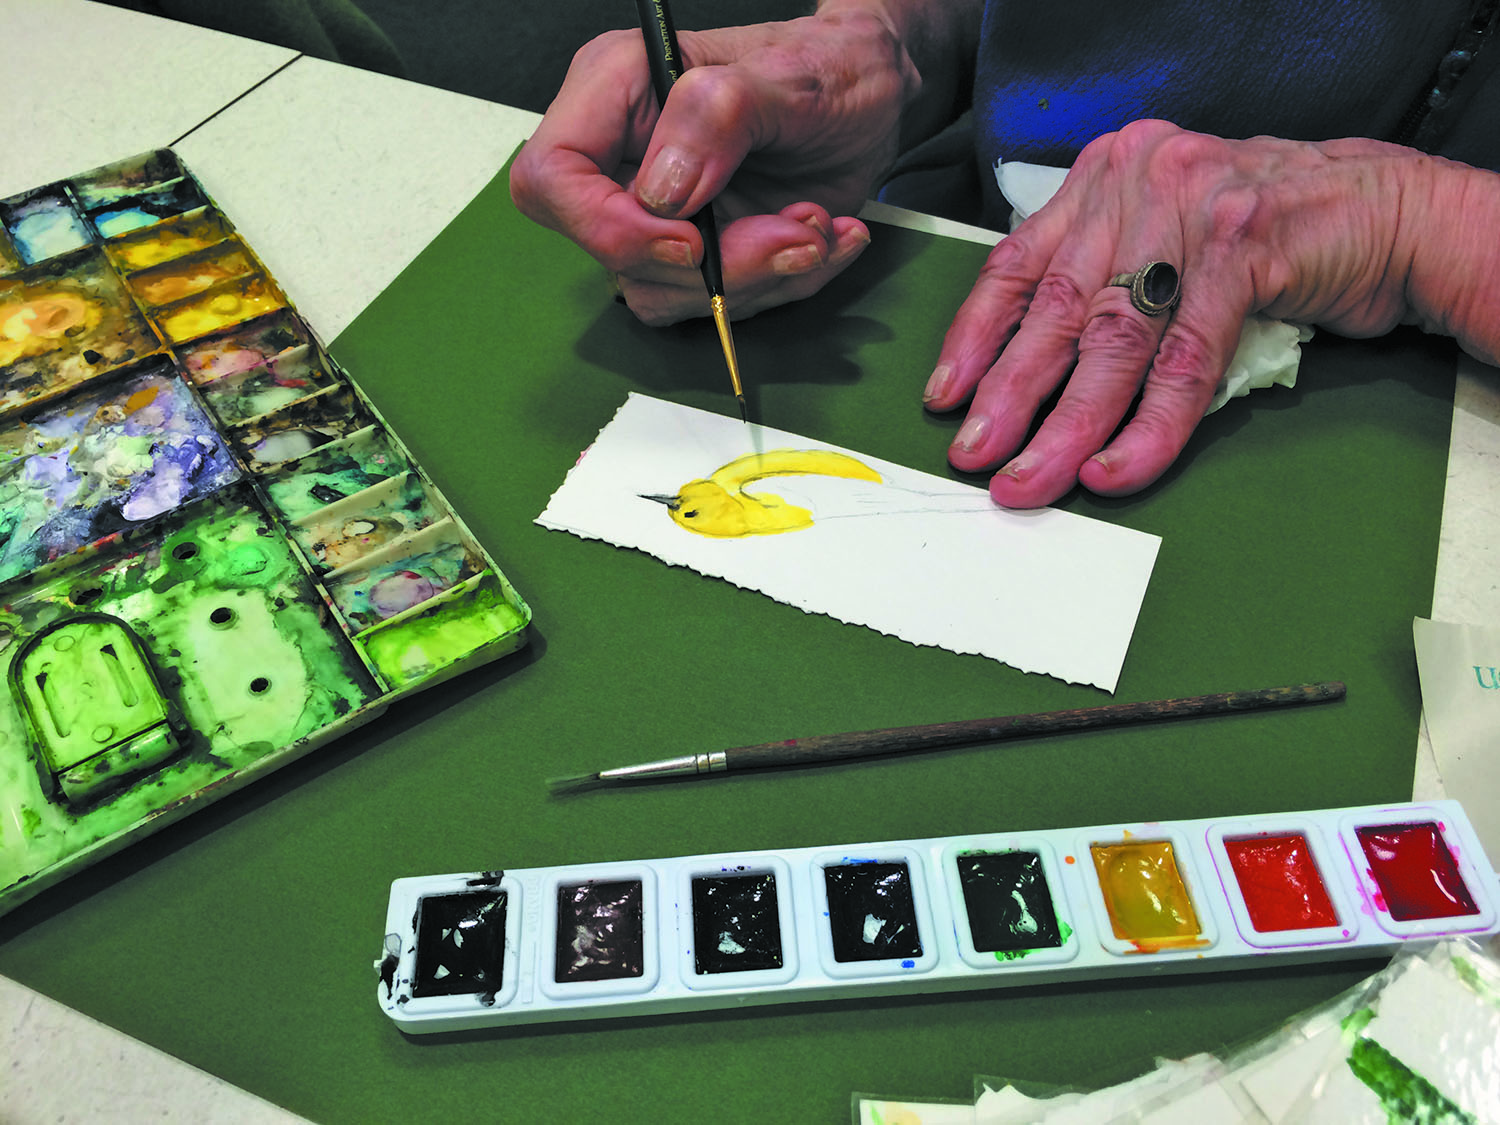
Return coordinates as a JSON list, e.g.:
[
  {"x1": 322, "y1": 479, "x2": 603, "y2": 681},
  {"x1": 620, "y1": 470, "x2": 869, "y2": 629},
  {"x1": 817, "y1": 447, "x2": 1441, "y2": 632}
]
[{"x1": 1106, "y1": 261, "x2": 1181, "y2": 316}]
